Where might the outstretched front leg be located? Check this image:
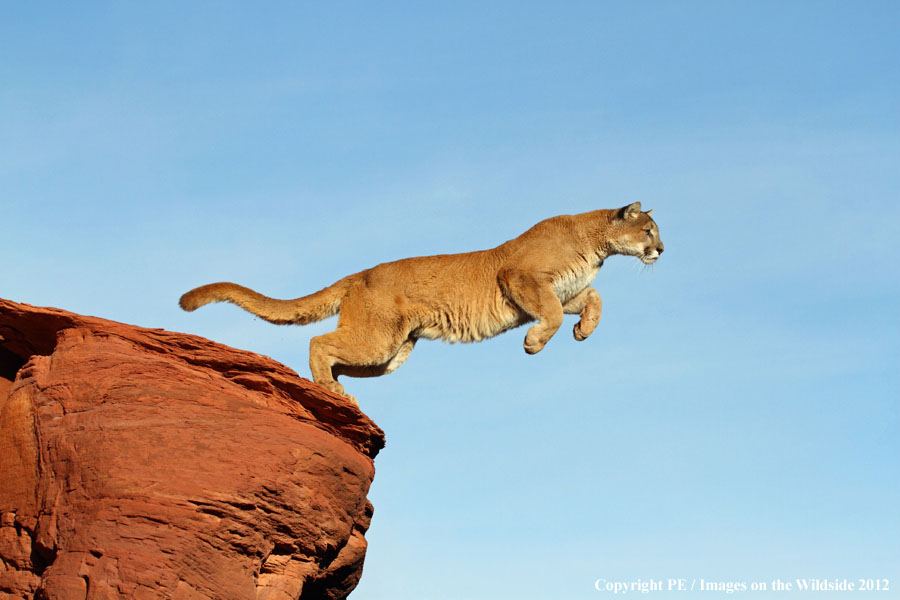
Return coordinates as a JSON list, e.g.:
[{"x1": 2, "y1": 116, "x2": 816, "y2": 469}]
[
  {"x1": 498, "y1": 268, "x2": 564, "y2": 355},
  {"x1": 563, "y1": 286, "x2": 602, "y2": 341}
]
